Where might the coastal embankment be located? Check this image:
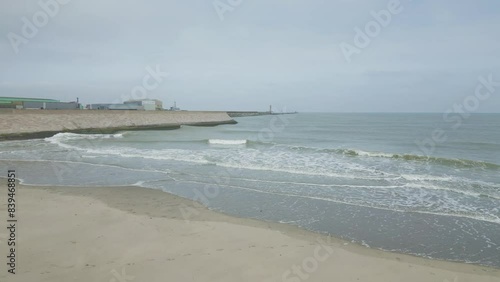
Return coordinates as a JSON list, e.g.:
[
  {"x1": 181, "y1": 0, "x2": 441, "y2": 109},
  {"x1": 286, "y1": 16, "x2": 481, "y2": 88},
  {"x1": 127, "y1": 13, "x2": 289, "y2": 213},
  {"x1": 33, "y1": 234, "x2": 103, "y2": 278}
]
[{"x1": 0, "y1": 110, "x2": 237, "y2": 140}]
